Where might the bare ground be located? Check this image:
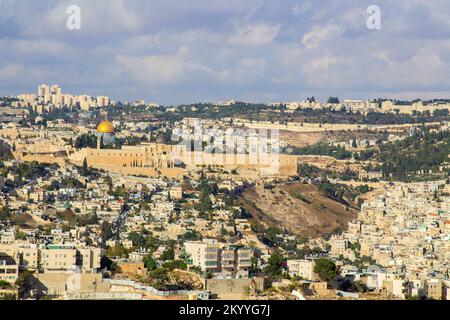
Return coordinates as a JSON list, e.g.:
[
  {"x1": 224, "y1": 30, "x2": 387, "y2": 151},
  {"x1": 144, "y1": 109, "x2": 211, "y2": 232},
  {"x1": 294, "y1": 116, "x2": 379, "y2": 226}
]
[{"x1": 238, "y1": 183, "x2": 357, "y2": 238}]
